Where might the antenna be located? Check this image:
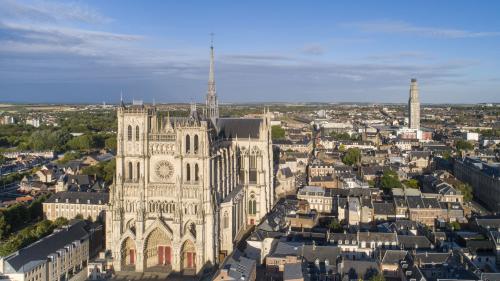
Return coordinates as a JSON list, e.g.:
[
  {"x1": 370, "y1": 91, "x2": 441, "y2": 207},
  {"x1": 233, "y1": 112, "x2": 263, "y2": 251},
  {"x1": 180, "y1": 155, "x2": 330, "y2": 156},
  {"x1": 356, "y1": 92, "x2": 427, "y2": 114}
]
[{"x1": 210, "y1": 32, "x2": 215, "y2": 47}]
